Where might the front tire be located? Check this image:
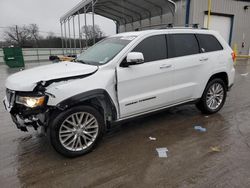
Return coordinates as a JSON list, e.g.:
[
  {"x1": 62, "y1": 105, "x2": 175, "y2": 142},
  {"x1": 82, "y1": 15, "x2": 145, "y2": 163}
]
[
  {"x1": 196, "y1": 78, "x2": 227, "y2": 114},
  {"x1": 50, "y1": 106, "x2": 104, "y2": 157}
]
